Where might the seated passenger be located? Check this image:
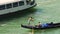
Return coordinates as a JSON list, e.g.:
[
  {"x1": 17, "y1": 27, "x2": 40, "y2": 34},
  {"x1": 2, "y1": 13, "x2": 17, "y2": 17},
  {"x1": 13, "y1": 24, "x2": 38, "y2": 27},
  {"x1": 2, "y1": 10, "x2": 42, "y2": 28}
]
[
  {"x1": 50, "y1": 22, "x2": 53, "y2": 24},
  {"x1": 48, "y1": 22, "x2": 53, "y2": 25},
  {"x1": 36, "y1": 22, "x2": 42, "y2": 27},
  {"x1": 38, "y1": 22, "x2": 41, "y2": 26},
  {"x1": 49, "y1": 22, "x2": 54, "y2": 27}
]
